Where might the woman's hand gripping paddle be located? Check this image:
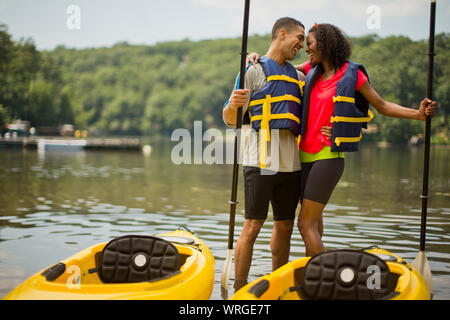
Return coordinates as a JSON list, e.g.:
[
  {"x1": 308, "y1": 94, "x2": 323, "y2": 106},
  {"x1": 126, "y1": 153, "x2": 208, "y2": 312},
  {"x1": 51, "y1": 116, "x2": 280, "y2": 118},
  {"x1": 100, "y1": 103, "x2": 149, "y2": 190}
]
[{"x1": 412, "y1": 0, "x2": 436, "y2": 299}]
